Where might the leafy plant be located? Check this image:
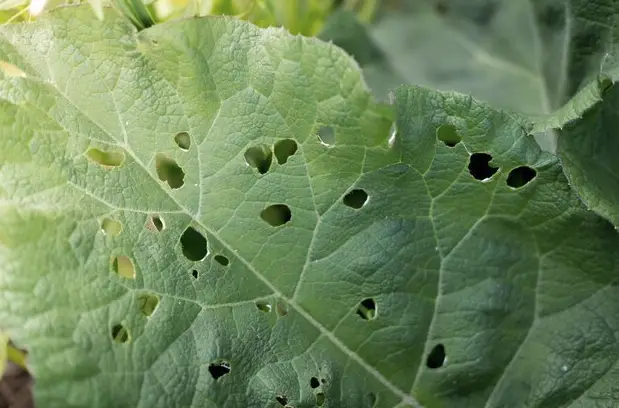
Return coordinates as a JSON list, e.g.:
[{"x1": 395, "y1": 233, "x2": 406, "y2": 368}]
[{"x1": 1, "y1": 2, "x2": 619, "y2": 408}]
